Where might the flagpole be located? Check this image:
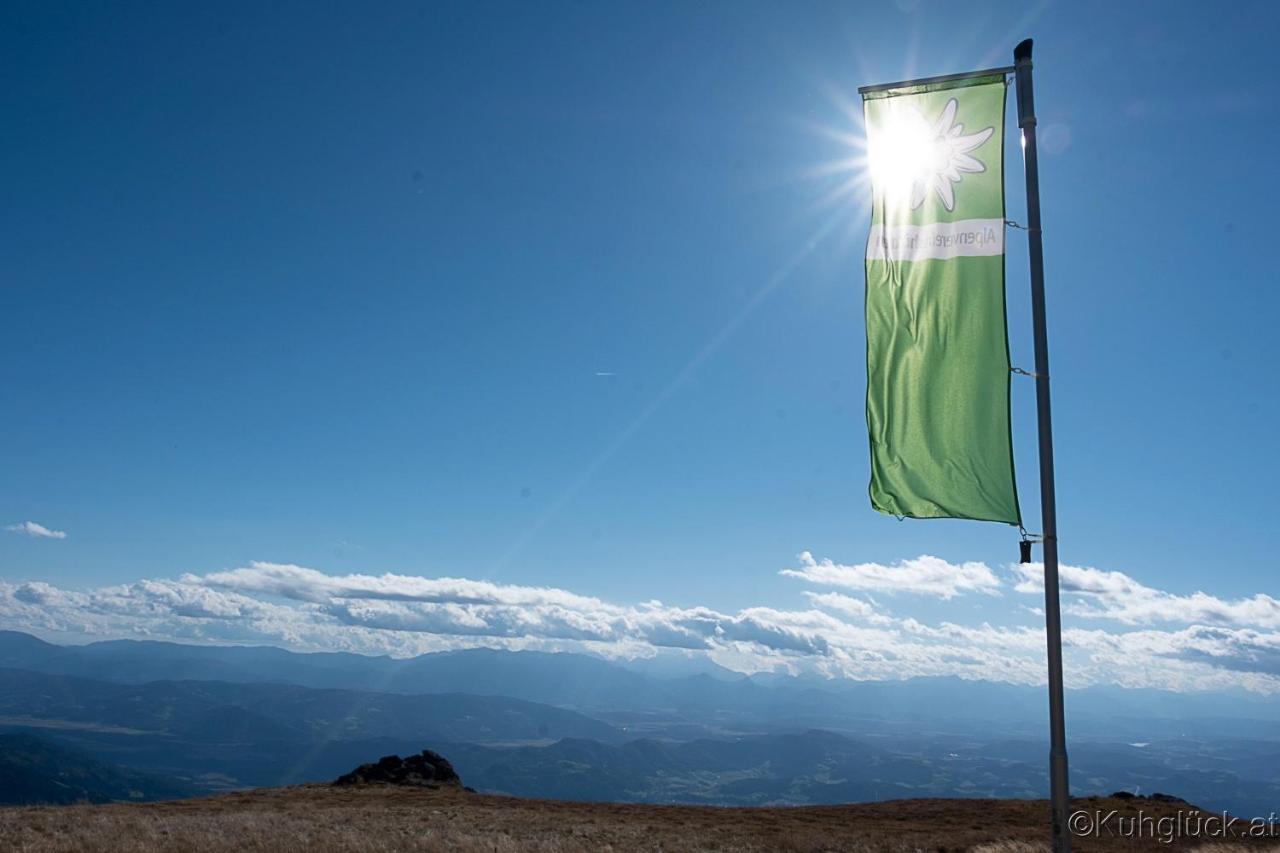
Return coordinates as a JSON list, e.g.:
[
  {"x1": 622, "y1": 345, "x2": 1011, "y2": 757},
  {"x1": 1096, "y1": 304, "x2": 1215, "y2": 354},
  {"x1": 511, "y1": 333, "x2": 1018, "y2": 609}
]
[{"x1": 1013, "y1": 38, "x2": 1071, "y2": 853}]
